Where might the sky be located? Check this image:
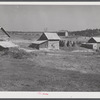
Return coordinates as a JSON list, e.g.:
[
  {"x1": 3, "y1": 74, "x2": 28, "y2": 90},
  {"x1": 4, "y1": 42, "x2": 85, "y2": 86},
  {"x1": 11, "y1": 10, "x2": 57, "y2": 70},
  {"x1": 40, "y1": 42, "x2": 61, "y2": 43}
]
[{"x1": 0, "y1": 5, "x2": 100, "y2": 31}]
